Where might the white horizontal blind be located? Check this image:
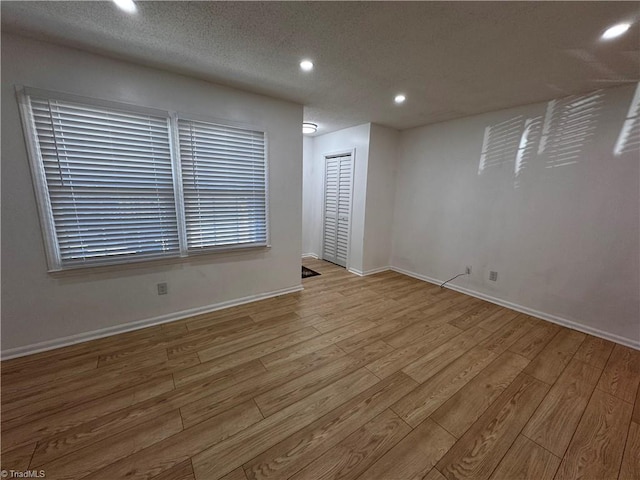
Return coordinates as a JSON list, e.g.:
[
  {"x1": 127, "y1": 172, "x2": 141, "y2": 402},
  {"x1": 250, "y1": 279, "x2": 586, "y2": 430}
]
[
  {"x1": 29, "y1": 95, "x2": 179, "y2": 268},
  {"x1": 178, "y1": 119, "x2": 267, "y2": 250}
]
